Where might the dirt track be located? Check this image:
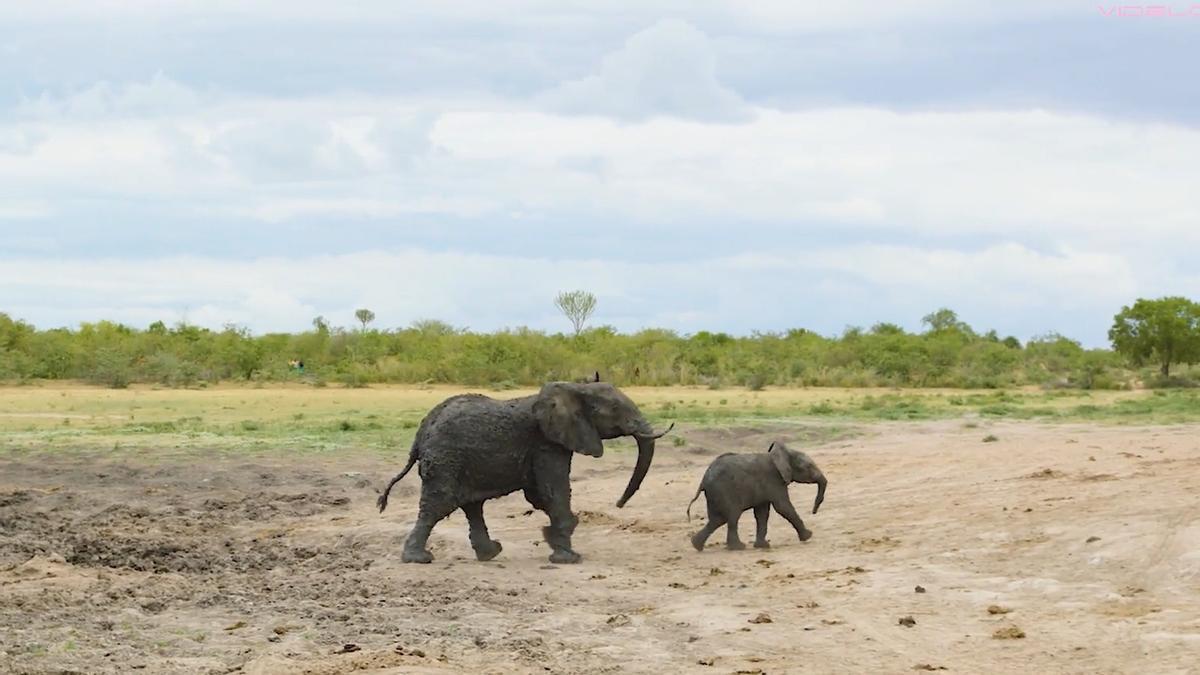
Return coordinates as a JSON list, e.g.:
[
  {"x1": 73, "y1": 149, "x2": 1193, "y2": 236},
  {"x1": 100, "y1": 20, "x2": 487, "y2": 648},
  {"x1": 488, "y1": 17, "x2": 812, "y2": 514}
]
[{"x1": 2, "y1": 421, "x2": 1199, "y2": 674}]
